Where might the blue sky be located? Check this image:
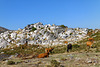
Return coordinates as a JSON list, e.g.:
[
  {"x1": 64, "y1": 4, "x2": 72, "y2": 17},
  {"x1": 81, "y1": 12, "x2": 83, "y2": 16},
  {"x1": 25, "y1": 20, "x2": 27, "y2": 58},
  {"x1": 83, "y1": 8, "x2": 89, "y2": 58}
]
[{"x1": 0, "y1": 0, "x2": 100, "y2": 30}]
